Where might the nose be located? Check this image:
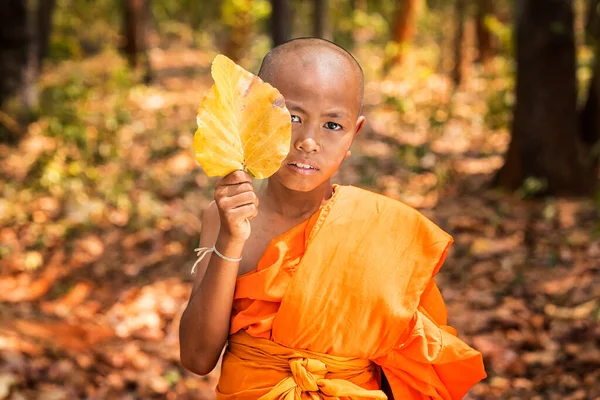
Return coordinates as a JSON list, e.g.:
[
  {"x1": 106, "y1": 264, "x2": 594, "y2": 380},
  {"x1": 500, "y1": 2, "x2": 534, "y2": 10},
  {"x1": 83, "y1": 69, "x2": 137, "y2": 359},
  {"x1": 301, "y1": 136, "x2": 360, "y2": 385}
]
[{"x1": 293, "y1": 123, "x2": 320, "y2": 153}]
